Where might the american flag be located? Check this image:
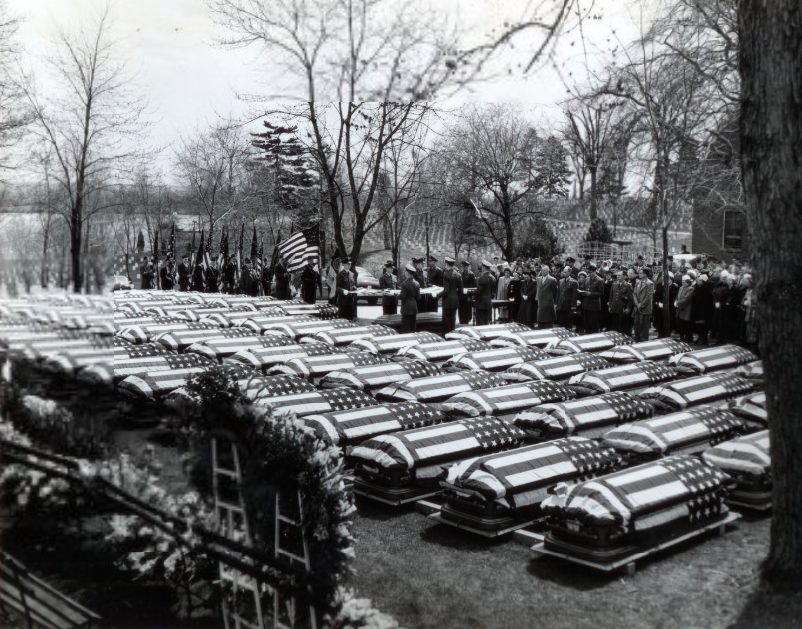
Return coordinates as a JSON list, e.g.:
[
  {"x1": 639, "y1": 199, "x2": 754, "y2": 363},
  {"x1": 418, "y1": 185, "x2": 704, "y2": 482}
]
[
  {"x1": 375, "y1": 371, "x2": 507, "y2": 403},
  {"x1": 320, "y1": 360, "x2": 442, "y2": 391},
  {"x1": 598, "y1": 338, "x2": 693, "y2": 364},
  {"x1": 302, "y1": 401, "x2": 445, "y2": 446},
  {"x1": 398, "y1": 339, "x2": 492, "y2": 363},
  {"x1": 268, "y1": 352, "x2": 390, "y2": 381},
  {"x1": 350, "y1": 416, "x2": 526, "y2": 473},
  {"x1": 228, "y1": 341, "x2": 336, "y2": 371},
  {"x1": 639, "y1": 373, "x2": 755, "y2": 412},
  {"x1": 118, "y1": 353, "x2": 213, "y2": 399},
  {"x1": 40, "y1": 346, "x2": 113, "y2": 378},
  {"x1": 309, "y1": 324, "x2": 397, "y2": 347},
  {"x1": 491, "y1": 327, "x2": 577, "y2": 349},
  {"x1": 602, "y1": 407, "x2": 746, "y2": 458},
  {"x1": 168, "y1": 223, "x2": 176, "y2": 262},
  {"x1": 546, "y1": 331, "x2": 634, "y2": 355},
  {"x1": 504, "y1": 353, "x2": 611, "y2": 383},
  {"x1": 446, "y1": 346, "x2": 550, "y2": 372},
  {"x1": 350, "y1": 332, "x2": 442, "y2": 355},
  {"x1": 702, "y1": 430, "x2": 770, "y2": 478},
  {"x1": 12, "y1": 337, "x2": 108, "y2": 361},
  {"x1": 186, "y1": 333, "x2": 292, "y2": 361},
  {"x1": 541, "y1": 455, "x2": 731, "y2": 531},
  {"x1": 278, "y1": 224, "x2": 320, "y2": 272},
  {"x1": 170, "y1": 305, "x2": 257, "y2": 322},
  {"x1": 733, "y1": 360, "x2": 763, "y2": 381},
  {"x1": 153, "y1": 327, "x2": 254, "y2": 352},
  {"x1": 117, "y1": 320, "x2": 217, "y2": 344},
  {"x1": 253, "y1": 387, "x2": 377, "y2": 418},
  {"x1": 514, "y1": 392, "x2": 655, "y2": 439},
  {"x1": 727, "y1": 391, "x2": 767, "y2": 426},
  {"x1": 445, "y1": 322, "x2": 529, "y2": 341},
  {"x1": 268, "y1": 318, "x2": 356, "y2": 341},
  {"x1": 441, "y1": 380, "x2": 575, "y2": 419},
  {"x1": 443, "y1": 437, "x2": 622, "y2": 509},
  {"x1": 669, "y1": 344, "x2": 759, "y2": 375},
  {"x1": 93, "y1": 341, "x2": 172, "y2": 382},
  {"x1": 568, "y1": 362, "x2": 680, "y2": 396},
  {"x1": 167, "y1": 371, "x2": 317, "y2": 405}
]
